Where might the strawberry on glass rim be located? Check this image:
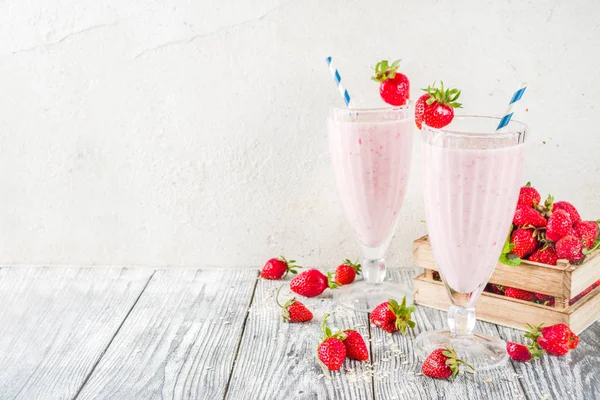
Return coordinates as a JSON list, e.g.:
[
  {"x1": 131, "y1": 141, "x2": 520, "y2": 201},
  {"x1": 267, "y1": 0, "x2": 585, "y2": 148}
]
[
  {"x1": 372, "y1": 59, "x2": 410, "y2": 106},
  {"x1": 415, "y1": 81, "x2": 462, "y2": 129}
]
